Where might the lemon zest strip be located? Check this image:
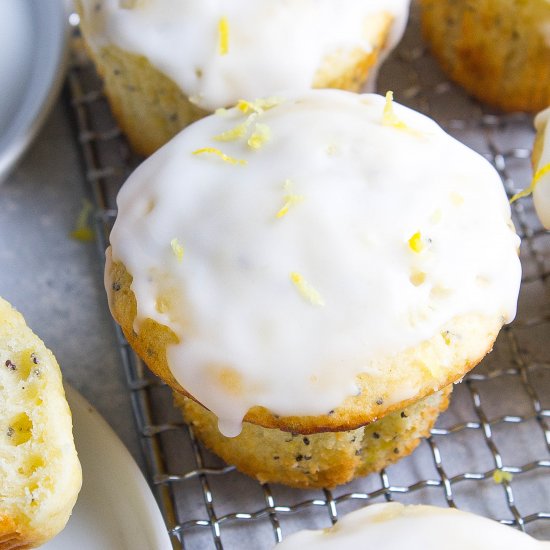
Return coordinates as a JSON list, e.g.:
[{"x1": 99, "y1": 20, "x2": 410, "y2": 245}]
[
  {"x1": 255, "y1": 97, "x2": 282, "y2": 111},
  {"x1": 214, "y1": 120, "x2": 251, "y2": 142},
  {"x1": 383, "y1": 91, "x2": 410, "y2": 131},
  {"x1": 248, "y1": 123, "x2": 272, "y2": 150},
  {"x1": 218, "y1": 17, "x2": 229, "y2": 55},
  {"x1": 276, "y1": 180, "x2": 304, "y2": 218},
  {"x1": 290, "y1": 272, "x2": 325, "y2": 307},
  {"x1": 408, "y1": 231, "x2": 424, "y2": 253},
  {"x1": 170, "y1": 238, "x2": 184, "y2": 262},
  {"x1": 237, "y1": 97, "x2": 282, "y2": 115},
  {"x1": 192, "y1": 147, "x2": 247, "y2": 166},
  {"x1": 492, "y1": 469, "x2": 513, "y2": 484},
  {"x1": 236, "y1": 100, "x2": 251, "y2": 113},
  {"x1": 214, "y1": 116, "x2": 272, "y2": 149},
  {"x1": 70, "y1": 199, "x2": 94, "y2": 242},
  {"x1": 510, "y1": 162, "x2": 550, "y2": 203}
]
